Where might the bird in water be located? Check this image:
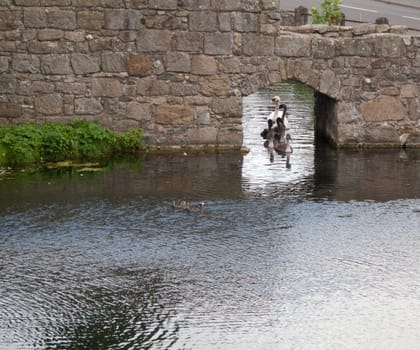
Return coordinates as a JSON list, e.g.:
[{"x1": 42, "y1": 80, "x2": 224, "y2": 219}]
[
  {"x1": 268, "y1": 96, "x2": 289, "y2": 128},
  {"x1": 171, "y1": 200, "x2": 190, "y2": 210},
  {"x1": 186, "y1": 202, "x2": 205, "y2": 212},
  {"x1": 260, "y1": 119, "x2": 274, "y2": 140},
  {"x1": 268, "y1": 95, "x2": 282, "y2": 123},
  {"x1": 274, "y1": 133, "x2": 293, "y2": 155},
  {"x1": 172, "y1": 200, "x2": 204, "y2": 213}
]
